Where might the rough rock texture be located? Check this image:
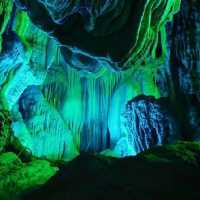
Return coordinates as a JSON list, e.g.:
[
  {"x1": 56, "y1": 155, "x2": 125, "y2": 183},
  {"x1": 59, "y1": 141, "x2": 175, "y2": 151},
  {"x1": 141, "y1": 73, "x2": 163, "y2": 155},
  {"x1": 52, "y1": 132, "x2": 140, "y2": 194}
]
[
  {"x1": 0, "y1": 110, "x2": 11, "y2": 152},
  {"x1": 121, "y1": 96, "x2": 176, "y2": 154},
  {"x1": 156, "y1": 0, "x2": 200, "y2": 140},
  {"x1": 0, "y1": 4, "x2": 174, "y2": 159},
  {"x1": 24, "y1": 141, "x2": 200, "y2": 200},
  {"x1": 170, "y1": 0, "x2": 200, "y2": 140},
  {"x1": 0, "y1": 152, "x2": 58, "y2": 200},
  {"x1": 15, "y1": 0, "x2": 180, "y2": 70},
  {"x1": 0, "y1": 0, "x2": 199, "y2": 161}
]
